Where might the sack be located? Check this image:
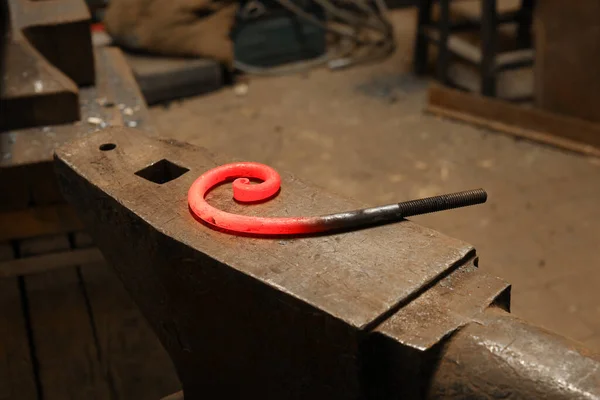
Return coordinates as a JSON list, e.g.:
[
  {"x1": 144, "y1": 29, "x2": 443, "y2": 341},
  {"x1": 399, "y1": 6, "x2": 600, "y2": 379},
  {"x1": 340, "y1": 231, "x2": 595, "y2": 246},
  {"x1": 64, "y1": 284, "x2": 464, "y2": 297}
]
[{"x1": 104, "y1": 0, "x2": 236, "y2": 65}]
